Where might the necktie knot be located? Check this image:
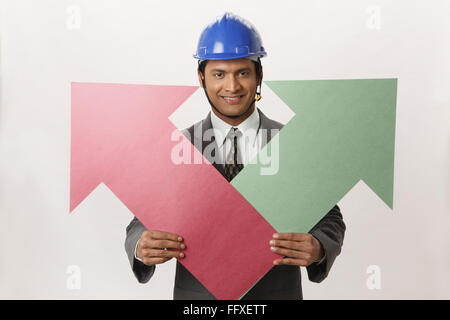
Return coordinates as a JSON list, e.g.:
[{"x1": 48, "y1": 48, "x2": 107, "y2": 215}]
[{"x1": 225, "y1": 127, "x2": 242, "y2": 141}]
